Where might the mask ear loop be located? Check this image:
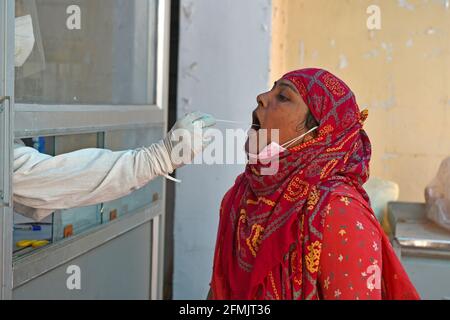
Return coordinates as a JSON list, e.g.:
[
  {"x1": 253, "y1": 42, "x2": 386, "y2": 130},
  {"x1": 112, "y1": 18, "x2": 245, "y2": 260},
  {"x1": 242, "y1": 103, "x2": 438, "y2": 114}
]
[
  {"x1": 164, "y1": 174, "x2": 182, "y2": 183},
  {"x1": 281, "y1": 126, "x2": 319, "y2": 149}
]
